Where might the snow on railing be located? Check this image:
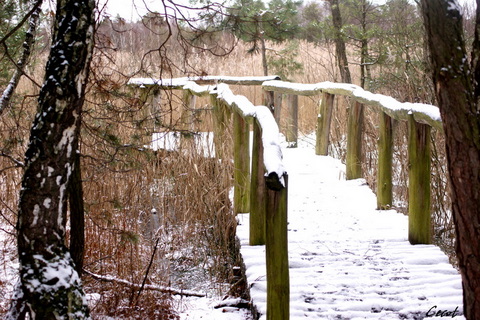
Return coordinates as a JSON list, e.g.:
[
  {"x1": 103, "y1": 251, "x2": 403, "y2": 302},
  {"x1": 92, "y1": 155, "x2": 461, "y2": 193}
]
[
  {"x1": 128, "y1": 75, "x2": 280, "y2": 88},
  {"x1": 212, "y1": 83, "x2": 285, "y2": 185},
  {"x1": 262, "y1": 80, "x2": 442, "y2": 131}
]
